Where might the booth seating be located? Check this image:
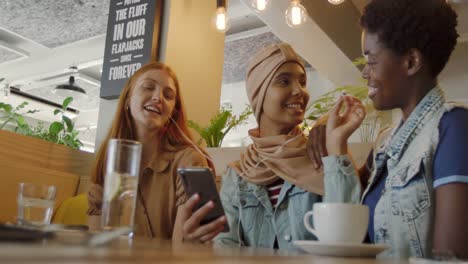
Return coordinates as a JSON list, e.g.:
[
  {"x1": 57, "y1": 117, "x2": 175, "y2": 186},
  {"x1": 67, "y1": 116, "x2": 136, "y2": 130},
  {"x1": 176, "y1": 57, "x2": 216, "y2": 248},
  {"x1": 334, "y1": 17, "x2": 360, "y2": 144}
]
[{"x1": 0, "y1": 130, "x2": 94, "y2": 224}]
